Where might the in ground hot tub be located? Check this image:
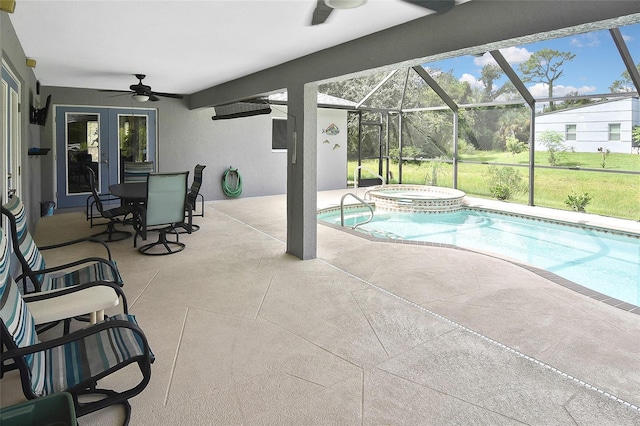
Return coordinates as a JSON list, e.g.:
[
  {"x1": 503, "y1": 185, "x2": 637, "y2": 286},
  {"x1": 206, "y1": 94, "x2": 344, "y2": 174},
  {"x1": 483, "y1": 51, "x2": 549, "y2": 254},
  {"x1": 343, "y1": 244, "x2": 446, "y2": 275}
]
[{"x1": 365, "y1": 185, "x2": 466, "y2": 213}]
